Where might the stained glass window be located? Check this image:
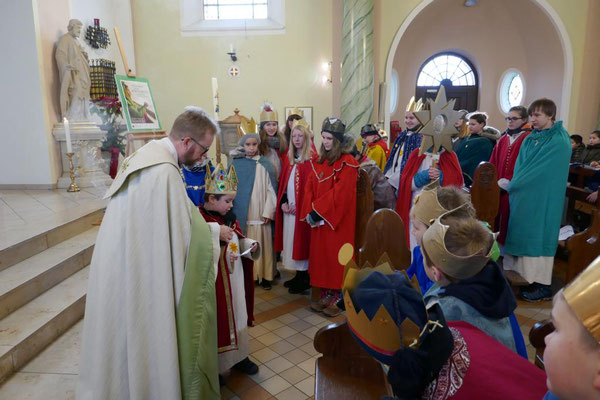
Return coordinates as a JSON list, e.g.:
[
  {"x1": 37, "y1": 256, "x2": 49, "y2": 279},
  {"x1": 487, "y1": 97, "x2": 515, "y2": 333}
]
[{"x1": 417, "y1": 54, "x2": 476, "y2": 87}]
